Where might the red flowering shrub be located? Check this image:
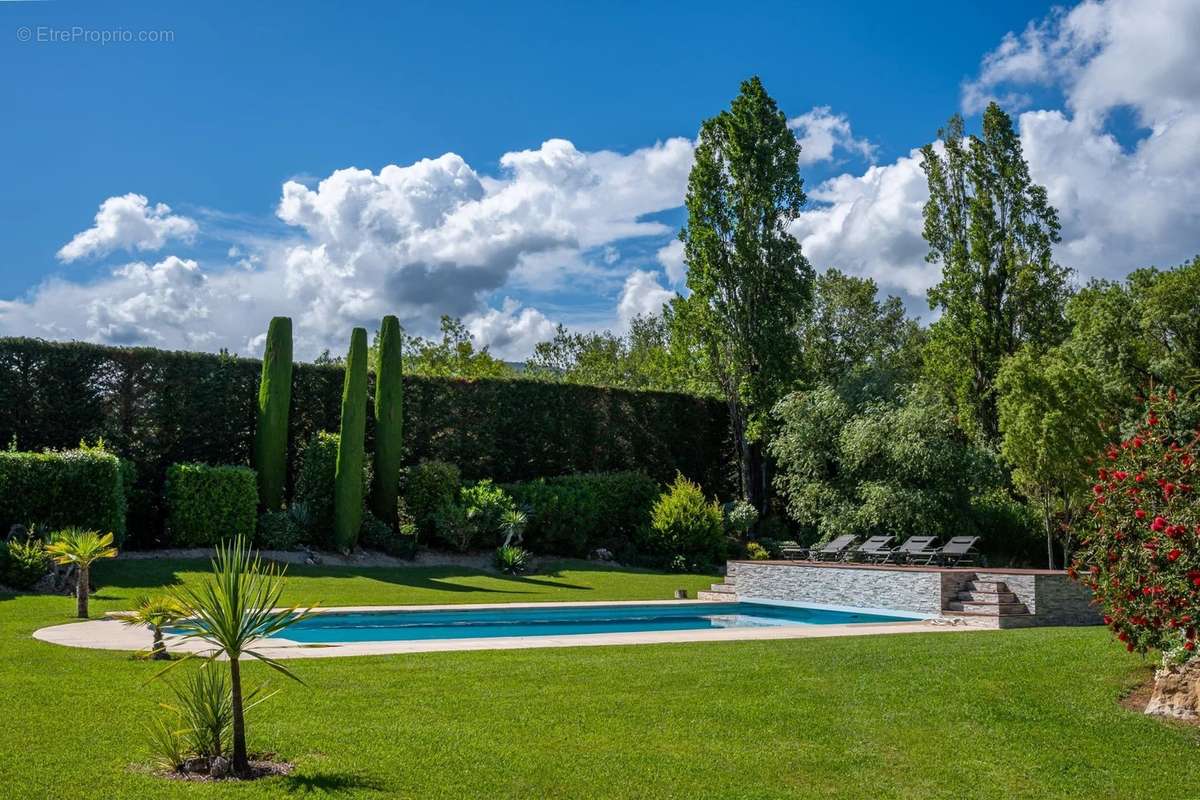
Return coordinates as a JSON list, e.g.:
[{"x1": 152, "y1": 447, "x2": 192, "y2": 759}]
[{"x1": 1071, "y1": 391, "x2": 1200, "y2": 660}]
